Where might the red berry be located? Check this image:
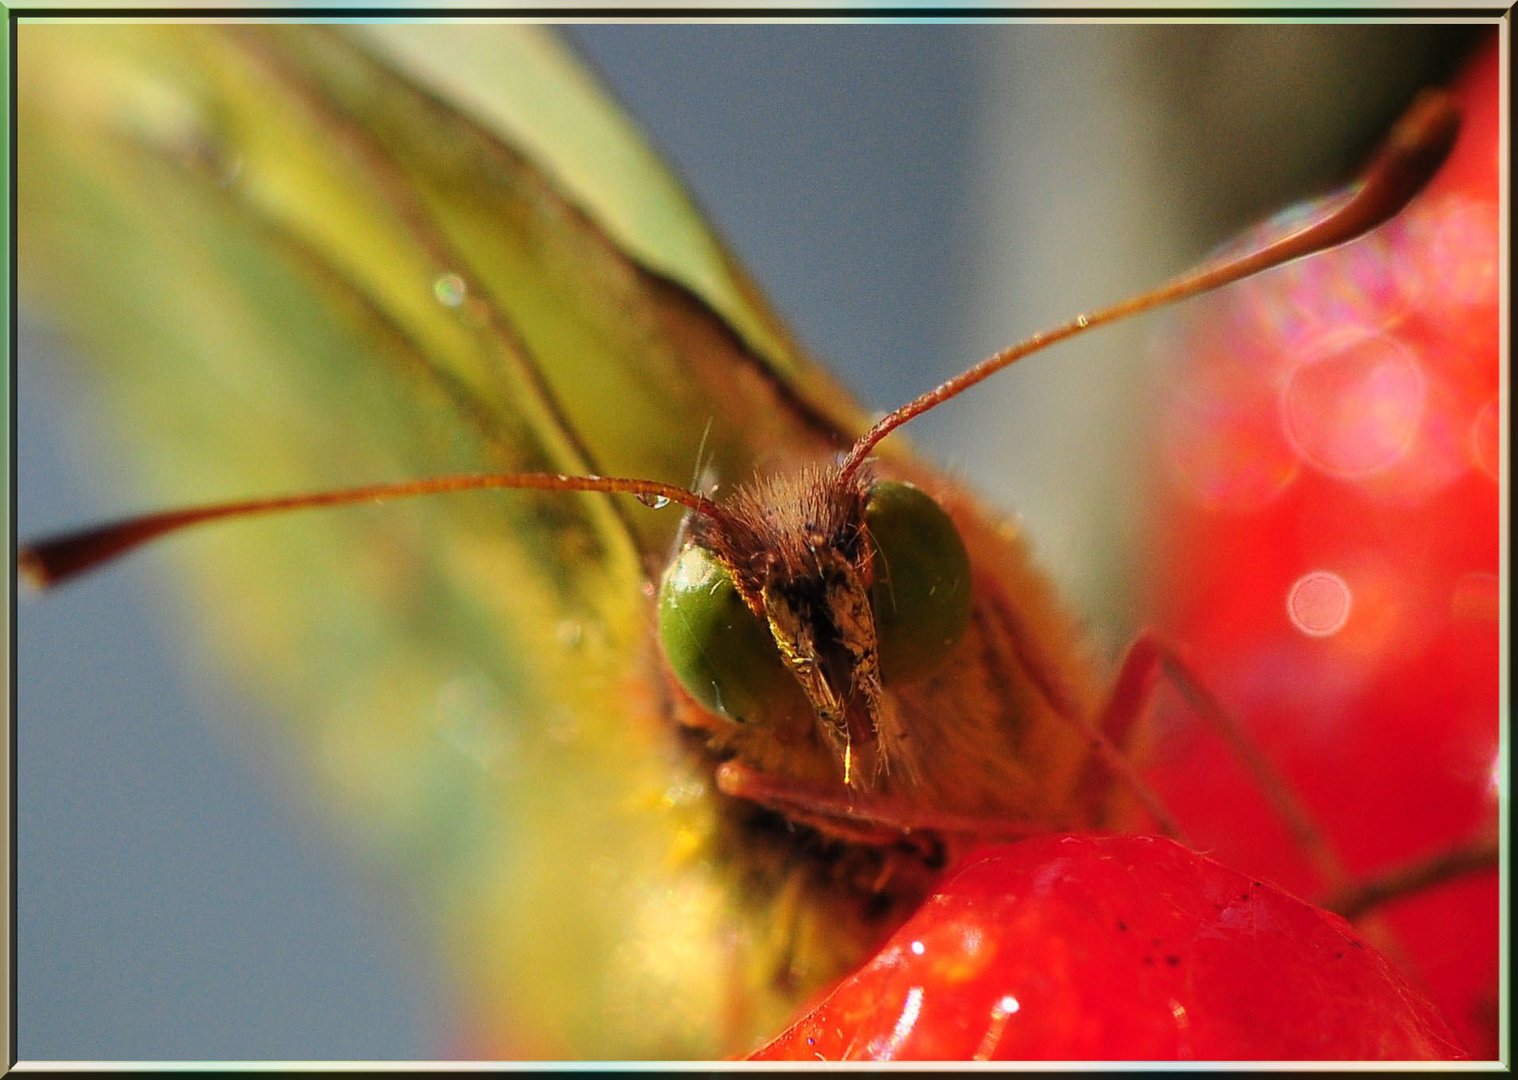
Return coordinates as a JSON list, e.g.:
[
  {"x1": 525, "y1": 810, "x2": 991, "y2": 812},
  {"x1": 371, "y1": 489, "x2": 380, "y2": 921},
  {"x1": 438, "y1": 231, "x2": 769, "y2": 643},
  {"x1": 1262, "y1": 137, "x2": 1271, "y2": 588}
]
[
  {"x1": 1143, "y1": 37, "x2": 1498, "y2": 1055},
  {"x1": 750, "y1": 835, "x2": 1465, "y2": 1061}
]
